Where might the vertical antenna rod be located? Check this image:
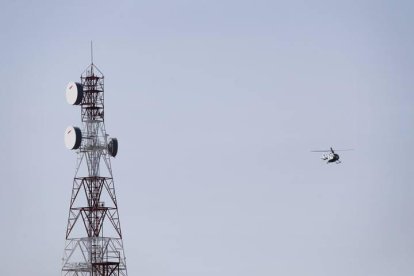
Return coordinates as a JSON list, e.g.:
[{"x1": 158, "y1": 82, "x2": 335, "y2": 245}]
[{"x1": 91, "y1": 41, "x2": 94, "y2": 64}]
